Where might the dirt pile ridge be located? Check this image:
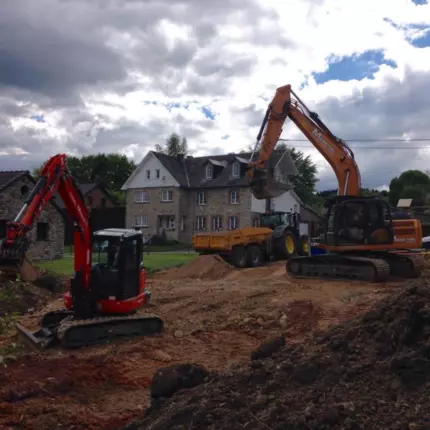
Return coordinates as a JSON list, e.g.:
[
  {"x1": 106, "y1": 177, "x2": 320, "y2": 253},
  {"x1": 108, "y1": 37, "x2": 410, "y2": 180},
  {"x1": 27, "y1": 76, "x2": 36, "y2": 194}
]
[
  {"x1": 129, "y1": 281, "x2": 430, "y2": 430},
  {"x1": 156, "y1": 255, "x2": 234, "y2": 280}
]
